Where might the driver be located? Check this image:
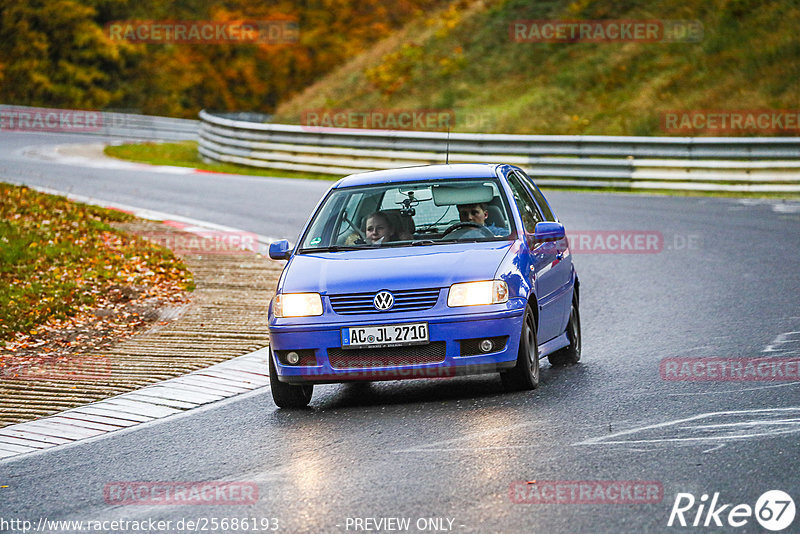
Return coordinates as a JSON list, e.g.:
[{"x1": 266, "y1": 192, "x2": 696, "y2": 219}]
[{"x1": 457, "y1": 203, "x2": 509, "y2": 236}]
